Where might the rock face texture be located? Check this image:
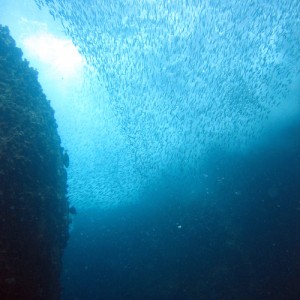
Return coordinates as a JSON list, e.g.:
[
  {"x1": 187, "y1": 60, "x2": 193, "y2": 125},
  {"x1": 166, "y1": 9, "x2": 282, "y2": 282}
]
[{"x1": 0, "y1": 25, "x2": 69, "y2": 300}]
